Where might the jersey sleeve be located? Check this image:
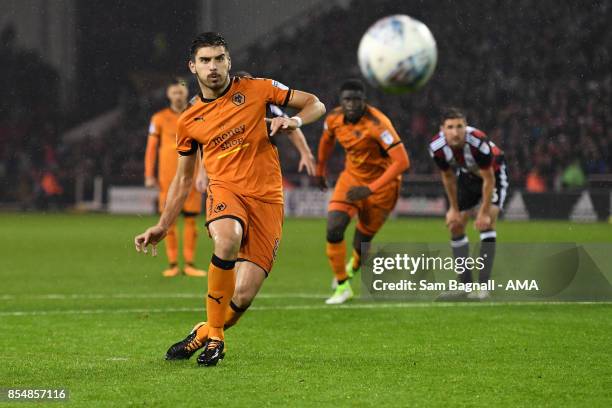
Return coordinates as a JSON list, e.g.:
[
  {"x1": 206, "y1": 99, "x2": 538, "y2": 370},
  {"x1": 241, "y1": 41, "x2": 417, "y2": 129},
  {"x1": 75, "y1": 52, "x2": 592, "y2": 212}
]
[
  {"x1": 468, "y1": 129, "x2": 493, "y2": 169},
  {"x1": 321, "y1": 116, "x2": 336, "y2": 140},
  {"x1": 316, "y1": 117, "x2": 336, "y2": 176},
  {"x1": 269, "y1": 104, "x2": 288, "y2": 118},
  {"x1": 259, "y1": 78, "x2": 293, "y2": 108},
  {"x1": 473, "y1": 142, "x2": 493, "y2": 169},
  {"x1": 175, "y1": 117, "x2": 198, "y2": 156},
  {"x1": 148, "y1": 113, "x2": 162, "y2": 138},
  {"x1": 429, "y1": 148, "x2": 451, "y2": 171},
  {"x1": 372, "y1": 118, "x2": 402, "y2": 152}
]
